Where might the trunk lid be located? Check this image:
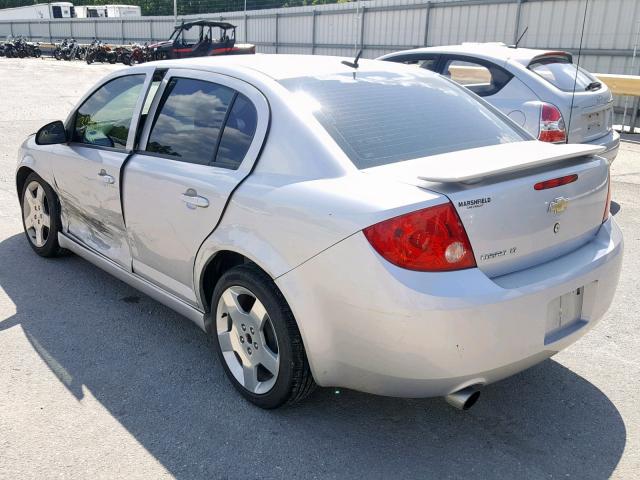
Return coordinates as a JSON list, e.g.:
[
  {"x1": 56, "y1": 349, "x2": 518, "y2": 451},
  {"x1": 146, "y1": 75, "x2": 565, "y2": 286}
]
[
  {"x1": 365, "y1": 141, "x2": 610, "y2": 277},
  {"x1": 563, "y1": 89, "x2": 614, "y2": 143}
]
